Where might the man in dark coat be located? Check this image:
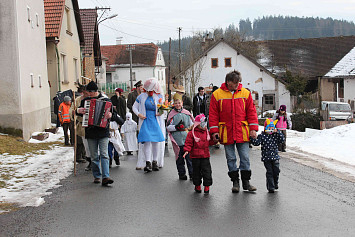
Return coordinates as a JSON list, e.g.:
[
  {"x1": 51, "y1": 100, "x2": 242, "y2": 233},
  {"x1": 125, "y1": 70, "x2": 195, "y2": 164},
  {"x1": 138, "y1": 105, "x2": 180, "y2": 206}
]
[
  {"x1": 127, "y1": 80, "x2": 143, "y2": 123},
  {"x1": 111, "y1": 88, "x2": 126, "y2": 120},
  {"x1": 193, "y1": 86, "x2": 209, "y2": 117}
]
